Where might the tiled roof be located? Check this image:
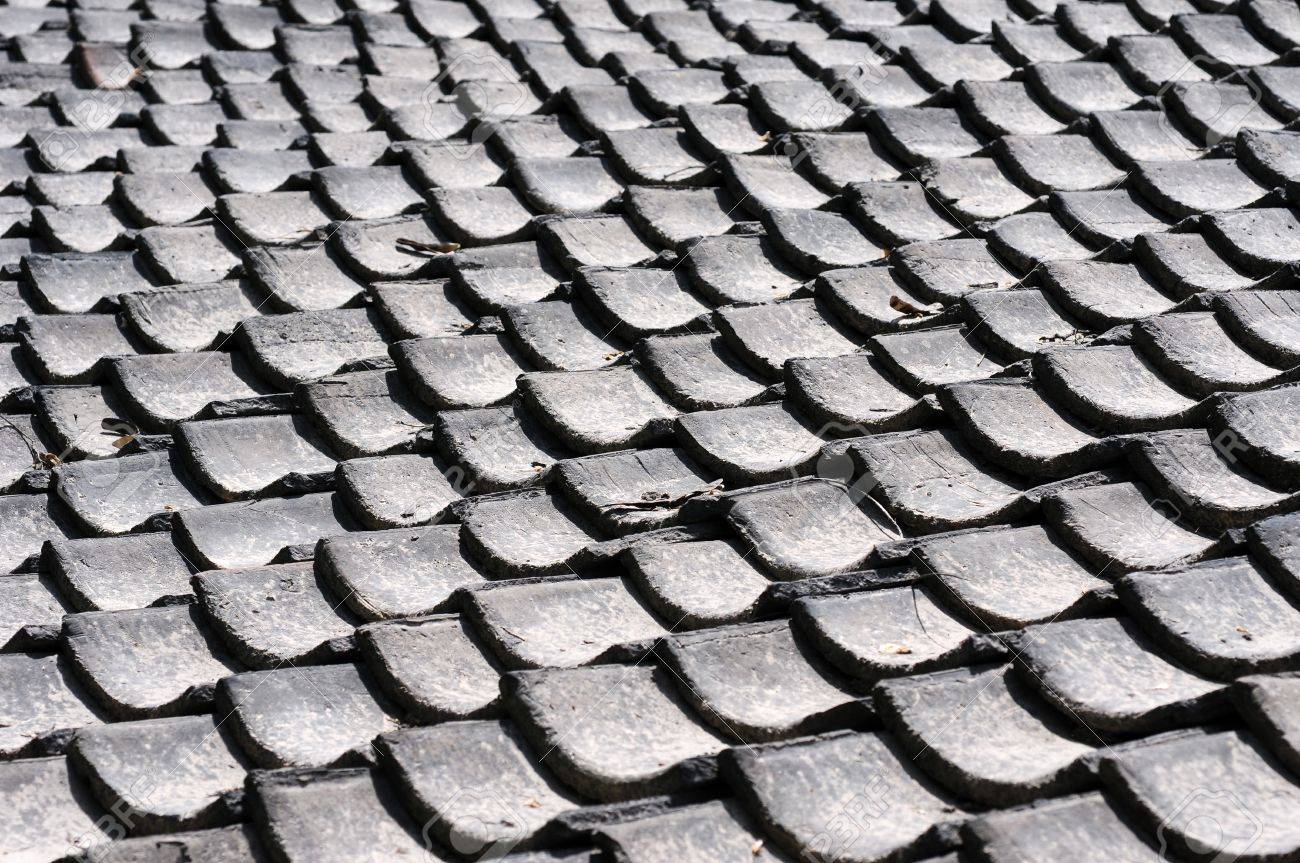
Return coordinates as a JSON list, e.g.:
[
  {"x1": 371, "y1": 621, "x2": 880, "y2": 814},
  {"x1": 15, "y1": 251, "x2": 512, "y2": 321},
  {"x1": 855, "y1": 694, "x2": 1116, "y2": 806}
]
[{"x1": 0, "y1": 0, "x2": 1298, "y2": 859}]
